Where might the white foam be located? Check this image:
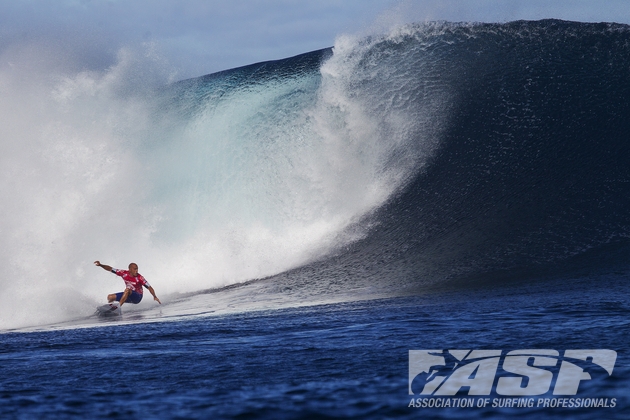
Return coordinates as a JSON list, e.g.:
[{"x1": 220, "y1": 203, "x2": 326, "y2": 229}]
[{"x1": 0, "y1": 27, "x2": 449, "y2": 330}]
